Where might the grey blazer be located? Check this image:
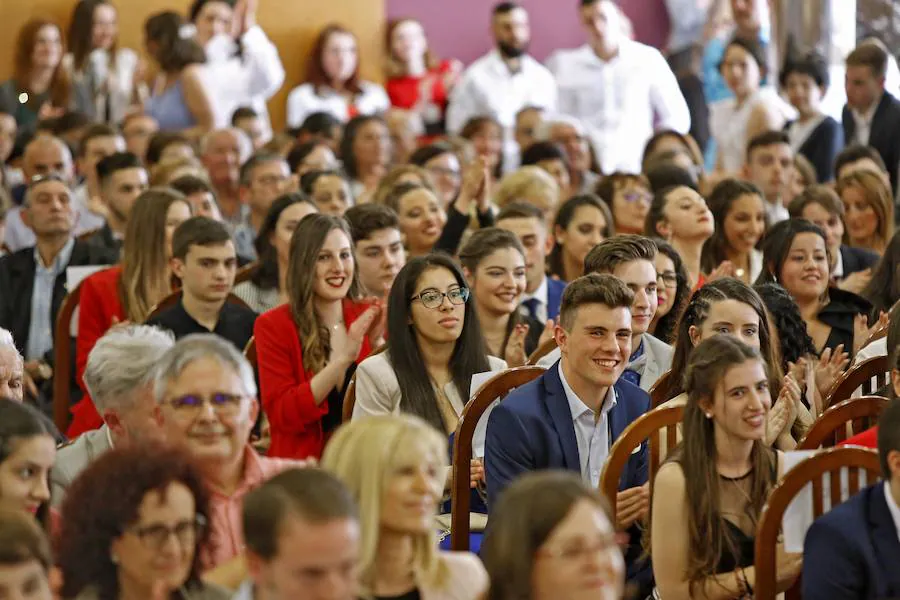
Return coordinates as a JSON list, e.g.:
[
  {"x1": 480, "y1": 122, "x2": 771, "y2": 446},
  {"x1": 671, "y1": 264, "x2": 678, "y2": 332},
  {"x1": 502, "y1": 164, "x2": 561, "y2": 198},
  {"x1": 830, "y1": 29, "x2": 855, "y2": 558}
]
[{"x1": 50, "y1": 425, "x2": 113, "y2": 508}]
